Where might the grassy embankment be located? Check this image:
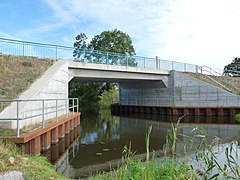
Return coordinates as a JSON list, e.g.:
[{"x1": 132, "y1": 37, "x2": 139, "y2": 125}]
[
  {"x1": 0, "y1": 139, "x2": 68, "y2": 179},
  {"x1": 0, "y1": 55, "x2": 66, "y2": 179},
  {"x1": 0, "y1": 54, "x2": 55, "y2": 136},
  {"x1": 0, "y1": 54, "x2": 54, "y2": 112}
]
